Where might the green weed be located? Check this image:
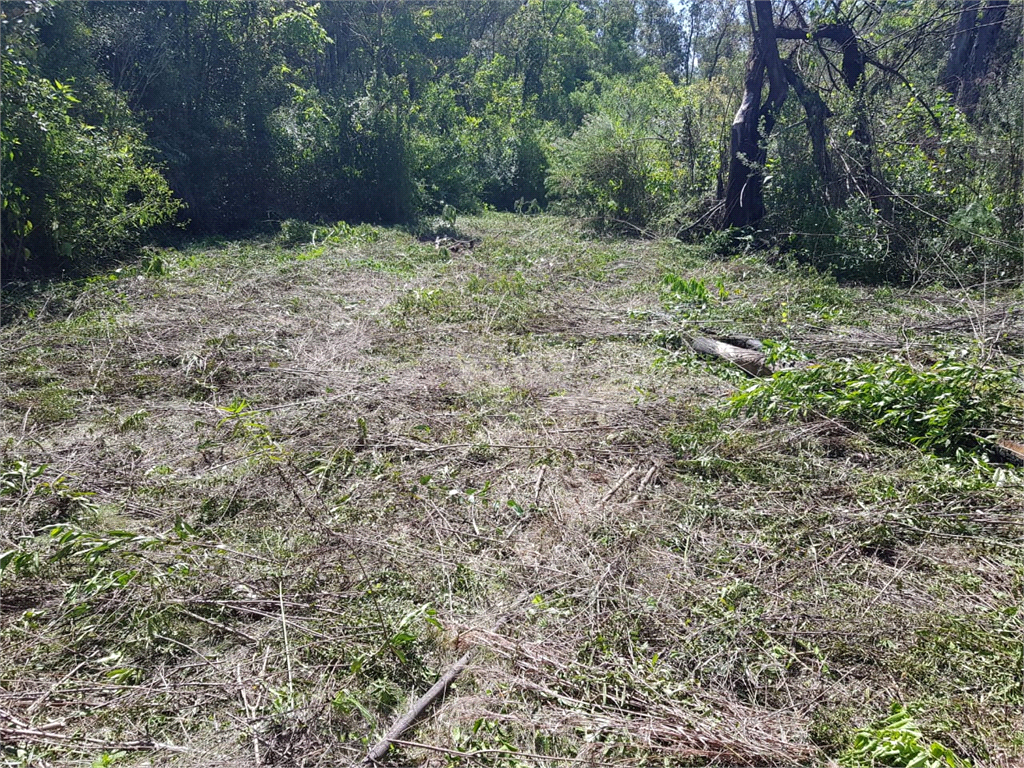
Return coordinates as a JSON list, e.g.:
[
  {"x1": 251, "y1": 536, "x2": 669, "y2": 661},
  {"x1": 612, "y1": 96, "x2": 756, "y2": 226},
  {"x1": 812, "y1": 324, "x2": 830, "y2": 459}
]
[
  {"x1": 730, "y1": 355, "x2": 1019, "y2": 456},
  {"x1": 8, "y1": 383, "x2": 78, "y2": 424},
  {"x1": 839, "y1": 704, "x2": 968, "y2": 768},
  {"x1": 279, "y1": 219, "x2": 316, "y2": 245}
]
